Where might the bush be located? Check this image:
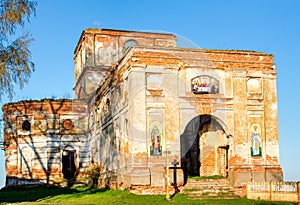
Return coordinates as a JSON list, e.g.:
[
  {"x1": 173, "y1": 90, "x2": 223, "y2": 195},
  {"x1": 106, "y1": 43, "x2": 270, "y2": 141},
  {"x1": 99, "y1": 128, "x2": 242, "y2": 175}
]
[{"x1": 84, "y1": 164, "x2": 103, "y2": 187}]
